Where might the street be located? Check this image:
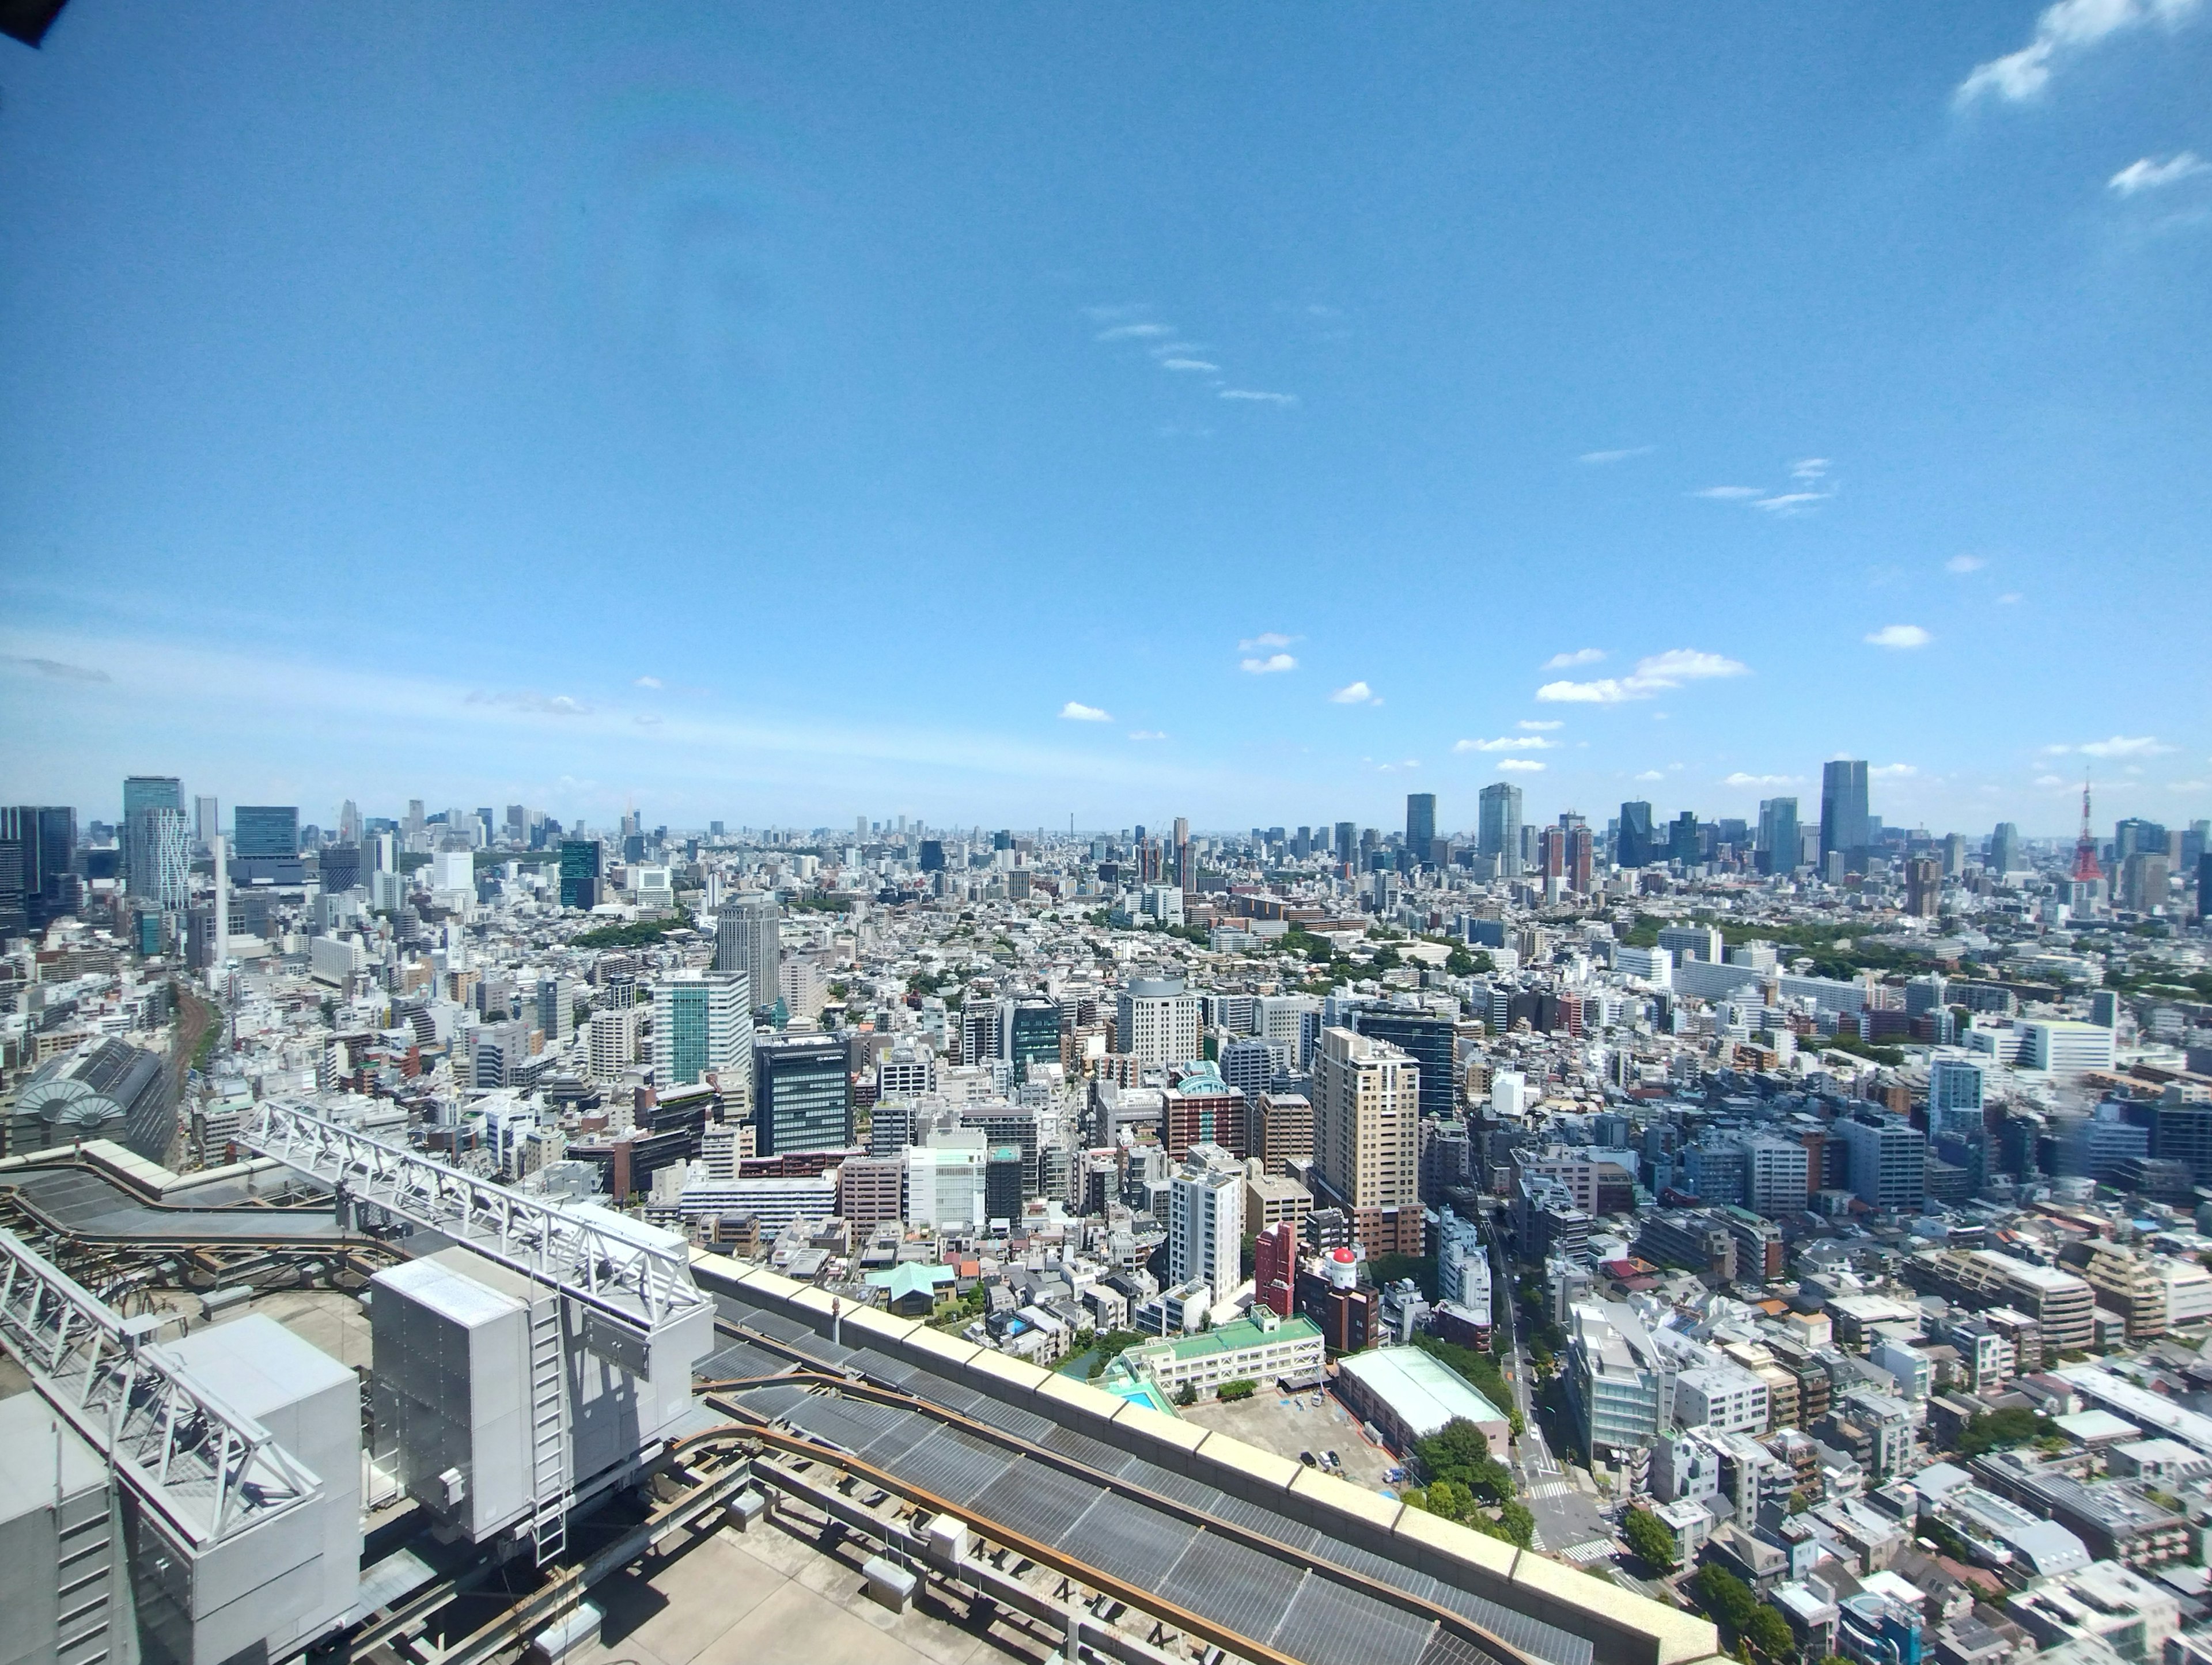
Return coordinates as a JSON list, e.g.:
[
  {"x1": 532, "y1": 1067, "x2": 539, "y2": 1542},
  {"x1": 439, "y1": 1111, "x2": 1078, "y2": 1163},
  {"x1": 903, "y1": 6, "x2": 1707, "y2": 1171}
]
[{"x1": 1488, "y1": 1213, "x2": 1616, "y2": 1562}]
